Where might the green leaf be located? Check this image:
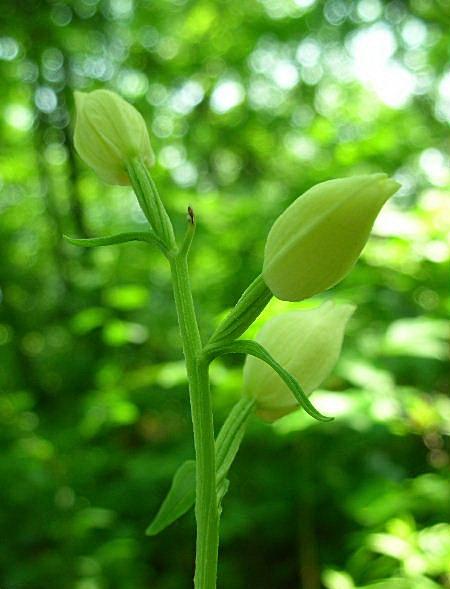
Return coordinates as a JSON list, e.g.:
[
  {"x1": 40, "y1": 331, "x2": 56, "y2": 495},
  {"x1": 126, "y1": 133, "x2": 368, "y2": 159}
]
[
  {"x1": 147, "y1": 398, "x2": 255, "y2": 536},
  {"x1": 146, "y1": 460, "x2": 196, "y2": 536},
  {"x1": 204, "y1": 340, "x2": 332, "y2": 422},
  {"x1": 64, "y1": 231, "x2": 164, "y2": 250},
  {"x1": 215, "y1": 397, "x2": 255, "y2": 481},
  {"x1": 217, "y1": 478, "x2": 230, "y2": 516}
]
